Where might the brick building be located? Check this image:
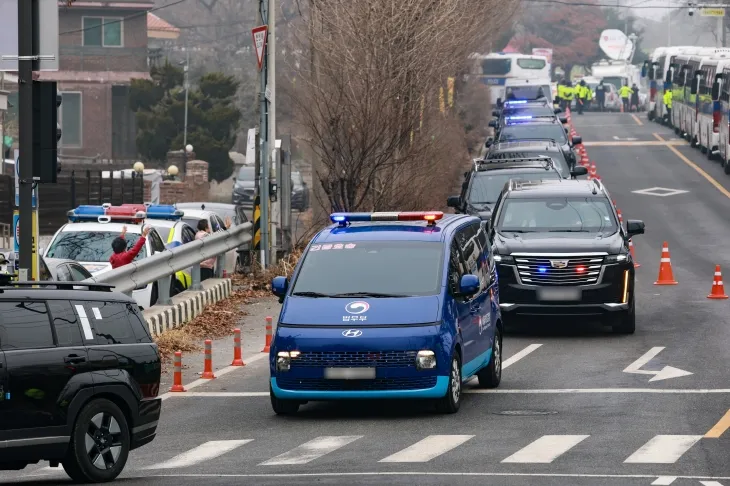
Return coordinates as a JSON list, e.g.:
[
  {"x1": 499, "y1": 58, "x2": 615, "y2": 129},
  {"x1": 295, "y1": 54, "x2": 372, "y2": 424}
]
[{"x1": 38, "y1": 0, "x2": 155, "y2": 161}]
